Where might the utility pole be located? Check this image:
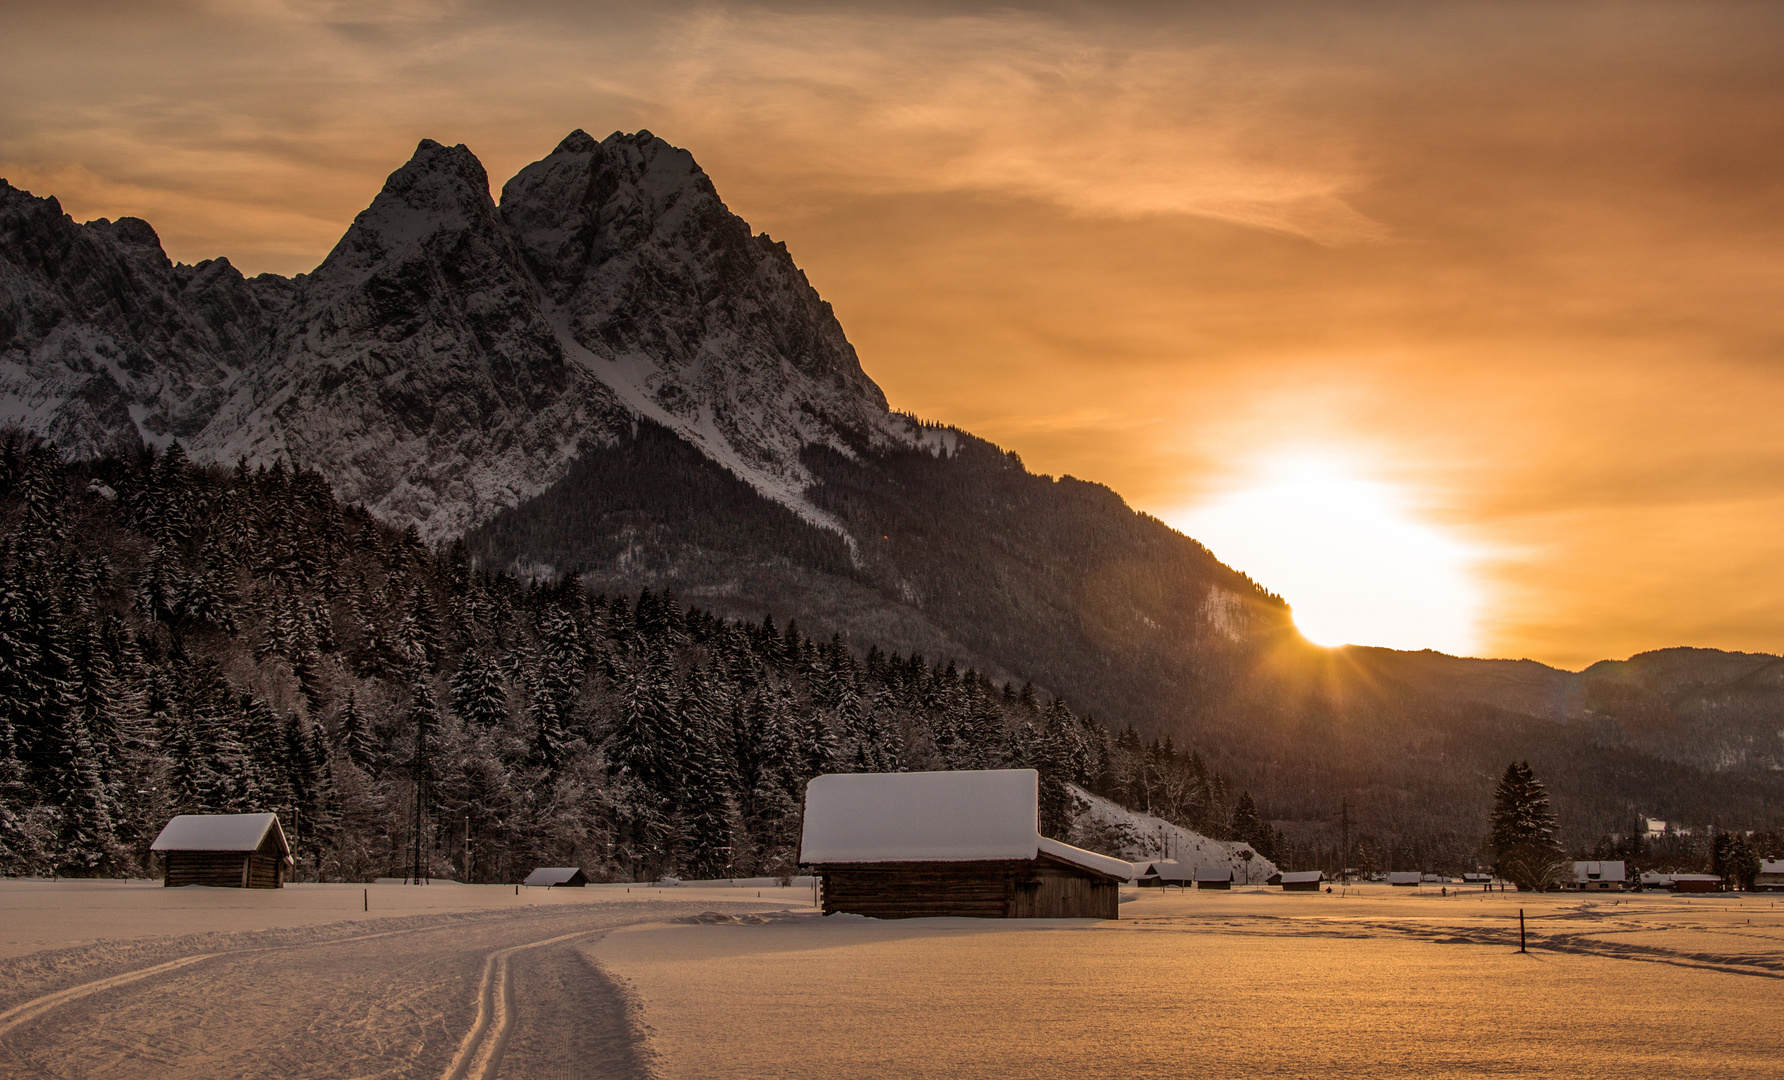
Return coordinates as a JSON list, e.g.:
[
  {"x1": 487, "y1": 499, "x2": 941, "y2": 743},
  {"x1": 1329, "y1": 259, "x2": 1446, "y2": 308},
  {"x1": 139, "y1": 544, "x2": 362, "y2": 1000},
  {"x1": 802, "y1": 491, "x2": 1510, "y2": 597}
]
[
  {"x1": 1340, "y1": 799, "x2": 1352, "y2": 885},
  {"x1": 411, "y1": 703, "x2": 429, "y2": 885}
]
